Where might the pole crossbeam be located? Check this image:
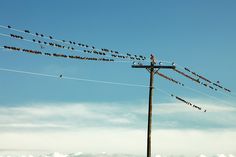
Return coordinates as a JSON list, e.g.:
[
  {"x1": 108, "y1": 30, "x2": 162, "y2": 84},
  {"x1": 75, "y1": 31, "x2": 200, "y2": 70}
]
[
  {"x1": 132, "y1": 65, "x2": 176, "y2": 69},
  {"x1": 132, "y1": 54, "x2": 175, "y2": 157}
]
